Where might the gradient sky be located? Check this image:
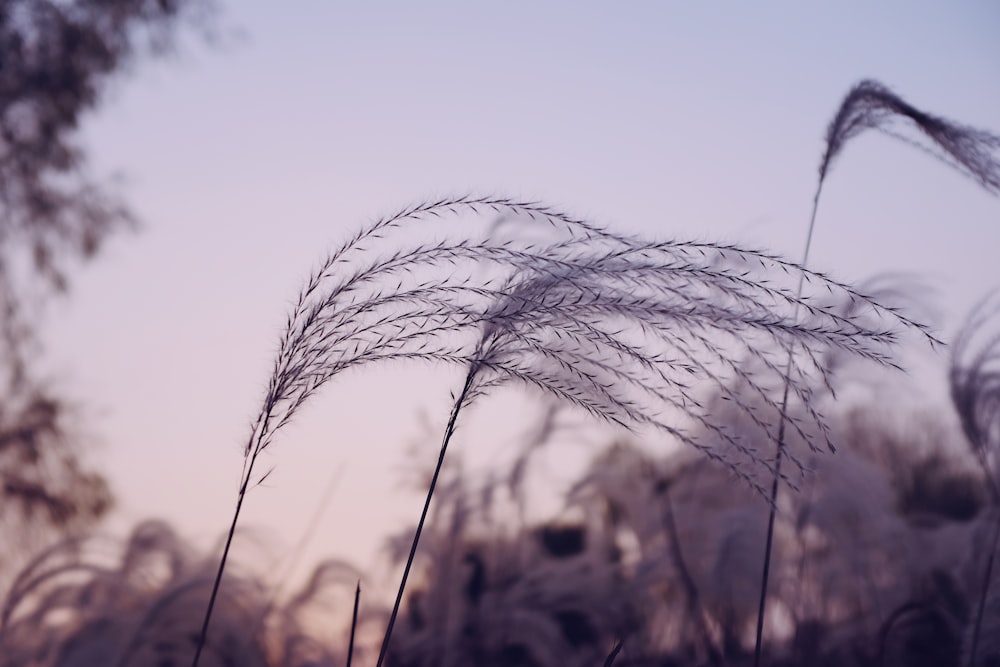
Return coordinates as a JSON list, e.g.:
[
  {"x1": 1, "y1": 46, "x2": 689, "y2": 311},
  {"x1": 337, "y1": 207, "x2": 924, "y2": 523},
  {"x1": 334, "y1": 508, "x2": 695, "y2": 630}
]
[{"x1": 38, "y1": 2, "x2": 1000, "y2": 596}]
